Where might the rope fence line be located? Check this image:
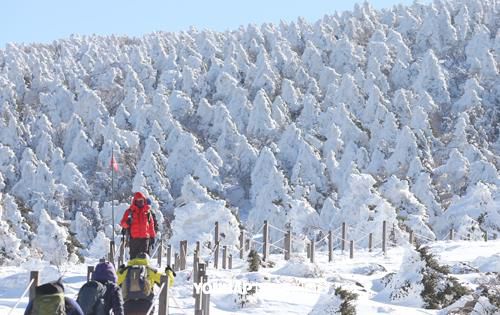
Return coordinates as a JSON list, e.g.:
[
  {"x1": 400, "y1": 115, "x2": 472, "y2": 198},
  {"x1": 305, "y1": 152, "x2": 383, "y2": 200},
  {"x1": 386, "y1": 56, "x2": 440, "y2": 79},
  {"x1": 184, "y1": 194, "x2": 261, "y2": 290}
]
[
  {"x1": 440, "y1": 230, "x2": 451, "y2": 241},
  {"x1": 7, "y1": 278, "x2": 35, "y2": 315},
  {"x1": 413, "y1": 232, "x2": 435, "y2": 243},
  {"x1": 316, "y1": 233, "x2": 330, "y2": 244},
  {"x1": 146, "y1": 281, "x2": 166, "y2": 315},
  {"x1": 268, "y1": 242, "x2": 287, "y2": 253},
  {"x1": 353, "y1": 232, "x2": 371, "y2": 245},
  {"x1": 267, "y1": 223, "x2": 288, "y2": 234}
]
